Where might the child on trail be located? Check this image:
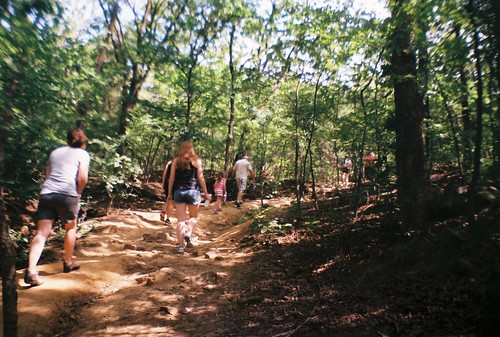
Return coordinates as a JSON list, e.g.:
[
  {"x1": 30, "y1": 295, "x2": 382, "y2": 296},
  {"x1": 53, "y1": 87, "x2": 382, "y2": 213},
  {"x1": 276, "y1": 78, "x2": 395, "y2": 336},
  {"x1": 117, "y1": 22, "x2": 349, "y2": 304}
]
[{"x1": 212, "y1": 171, "x2": 227, "y2": 214}]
